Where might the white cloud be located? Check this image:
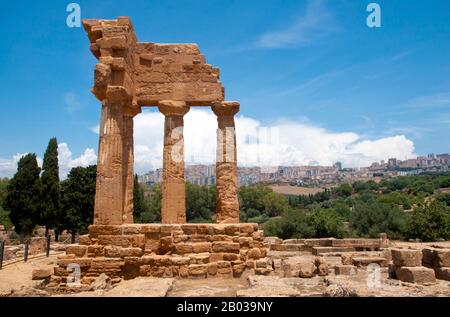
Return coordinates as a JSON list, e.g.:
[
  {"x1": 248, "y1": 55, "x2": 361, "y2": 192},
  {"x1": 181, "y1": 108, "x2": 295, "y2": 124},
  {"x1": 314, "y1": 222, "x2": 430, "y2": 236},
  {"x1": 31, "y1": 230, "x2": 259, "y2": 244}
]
[
  {"x1": 0, "y1": 109, "x2": 417, "y2": 178},
  {"x1": 57, "y1": 143, "x2": 97, "y2": 178},
  {"x1": 0, "y1": 144, "x2": 97, "y2": 179},
  {"x1": 257, "y1": 0, "x2": 337, "y2": 48},
  {"x1": 97, "y1": 108, "x2": 416, "y2": 174}
]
